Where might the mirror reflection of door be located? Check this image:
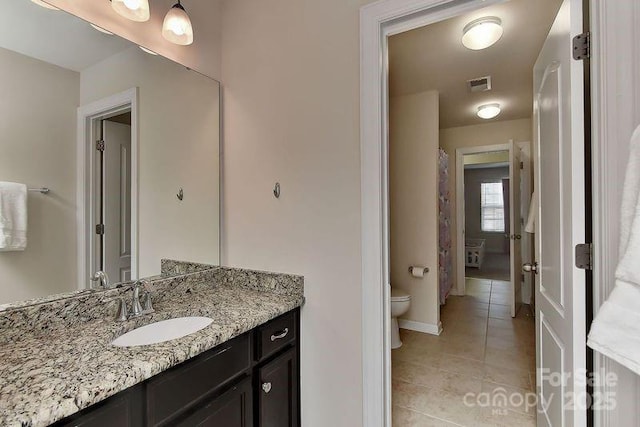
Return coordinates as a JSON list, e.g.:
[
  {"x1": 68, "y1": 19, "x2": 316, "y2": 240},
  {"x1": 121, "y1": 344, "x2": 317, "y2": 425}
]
[{"x1": 95, "y1": 113, "x2": 132, "y2": 284}]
